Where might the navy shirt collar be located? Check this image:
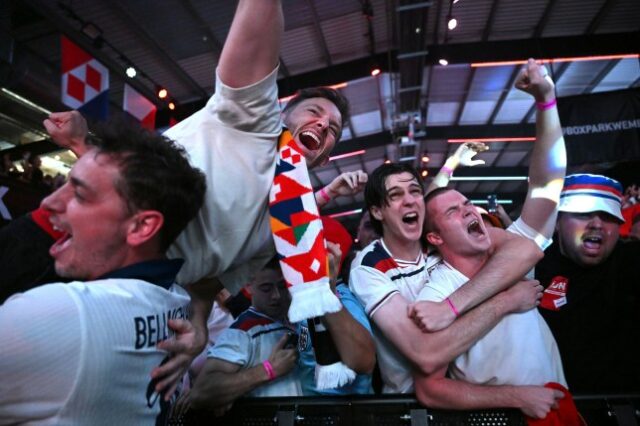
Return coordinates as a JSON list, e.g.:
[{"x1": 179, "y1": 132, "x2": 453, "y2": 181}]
[{"x1": 97, "y1": 258, "x2": 184, "y2": 290}]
